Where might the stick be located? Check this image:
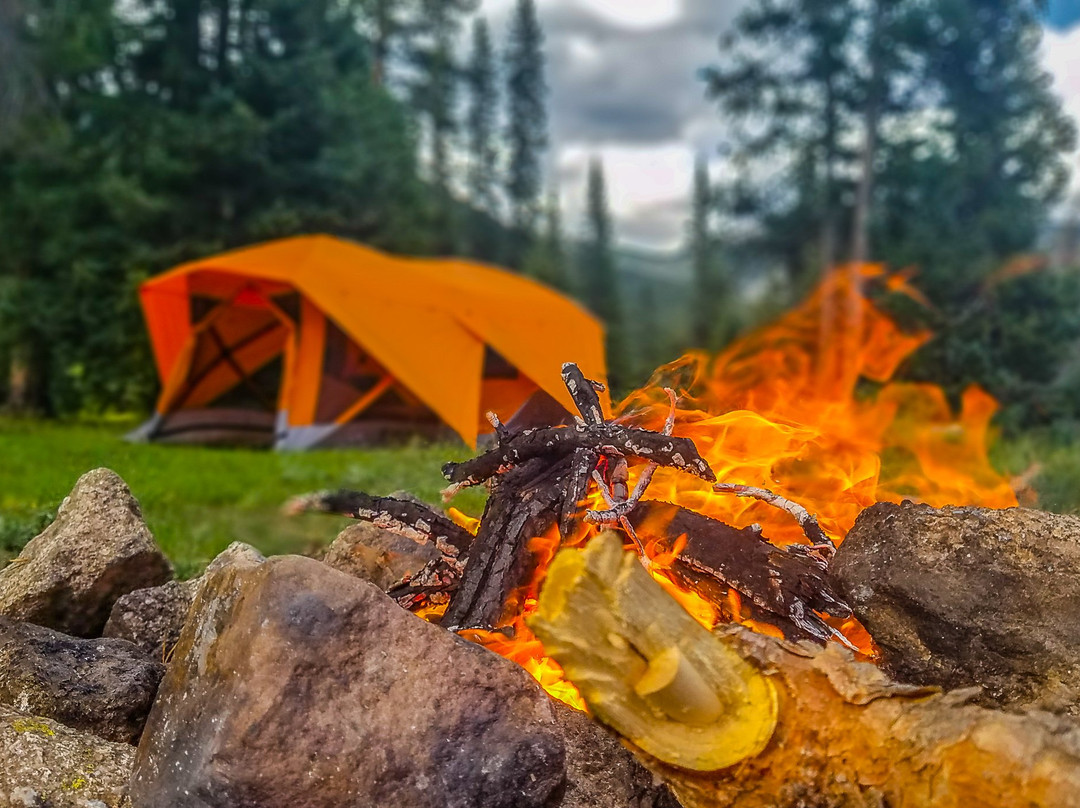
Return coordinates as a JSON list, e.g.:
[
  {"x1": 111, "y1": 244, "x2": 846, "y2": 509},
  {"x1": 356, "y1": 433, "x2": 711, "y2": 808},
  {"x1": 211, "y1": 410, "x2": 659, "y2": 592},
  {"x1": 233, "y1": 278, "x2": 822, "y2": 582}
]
[
  {"x1": 713, "y1": 483, "x2": 835, "y2": 554},
  {"x1": 586, "y1": 388, "x2": 679, "y2": 525},
  {"x1": 284, "y1": 490, "x2": 474, "y2": 564},
  {"x1": 560, "y1": 362, "x2": 605, "y2": 425}
]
